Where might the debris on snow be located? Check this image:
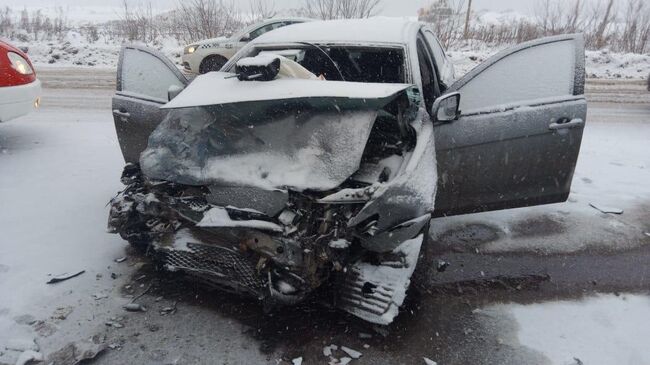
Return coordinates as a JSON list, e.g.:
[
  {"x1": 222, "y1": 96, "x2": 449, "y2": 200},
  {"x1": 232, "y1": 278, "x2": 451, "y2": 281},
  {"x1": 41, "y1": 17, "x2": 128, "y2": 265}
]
[
  {"x1": 123, "y1": 303, "x2": 147, "y2": 312},
  {"x1": 423, "y1": 357, "x2": 438, "y2": 365},
  {"x1": 92, "y1": 293, "x2": 108, "y2": 300},
  {"x1": 358, "y1": 332, "x2": 372, "y2": 339},
  {"x1": 160, "y1": 301, "x2": 178, "y2": 315},
  {"x1": 291, "y1": 357, "x2": 303, "y2": 365},
  {"x1": 436, "y1": 259, "x2": 450, "y2": 272},
  {"x1": 14, "y1": 350, "x2": 43, "y2": 365},
  {"x1": 323, "y1": 345, "x2": 337, "y2": 357},
  {"x1": 51, "y1": 306, "x2": 74, "y2": 320},
  {"x1": 46, "y1": 270, "x2": 85, "y2": 284},
  {"x1": 338, "y1": 357, "x2": 352, "y2": 365},
  {"x1": 104, "y1": 320, "x2": 124, "y2": 328},
  {"x1": 47, "y1": 341, "x2": 107, "y2": 365},
  {"x1": 589, "y1": 203, "x2": 623, "y2": 214},
  {"x1": 340, "y1": 346, "x2": 362, "y2": 359}
]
